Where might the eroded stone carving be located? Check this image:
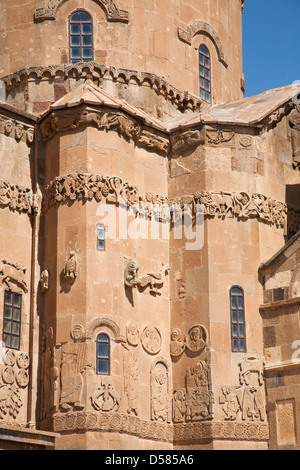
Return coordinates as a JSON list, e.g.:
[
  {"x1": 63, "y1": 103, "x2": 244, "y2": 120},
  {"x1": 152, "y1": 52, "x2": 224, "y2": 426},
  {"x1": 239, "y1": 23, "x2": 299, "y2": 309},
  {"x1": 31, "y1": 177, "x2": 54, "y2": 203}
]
[
  {"x1": 124, "y1": 347, "x2": 139, "y2": 416},
  {"x1": 40, "y1": 270, "x2": 49, "y2": 293},
  {"x1": 64, "y1": 251, "x2": 77, "y2": 285},
  {"x1": 206, "y1": 129, "x2": 235, "y2": 145},
  {"x1": 0, "y1": 349, "x2": 30, "y2": 421},
  {"x1": 170, "y1": 329, "x2": 185, "y2": 357},
  {"x1": 125, "y1": 259, "x2": 170, "y2": 296},
  {"x1": 42, "y1": 172, "x2": 300, "y2": 232},
  {"x1": 59, "y1": 328, "x2": 87, "y2": 412},
  {"x1": 141, "y1": 327, "x2": 162, "y2": 355},
  {"x1": 173, "y1": 359, "x2": 214, "y2": 423},
  {"x1": 289, "y1": 104, "x2": 300, "y2": 169},
  {"x1": 40, "y1": 107, "x2": 169, "y2": 155},
  {"x1": 151, "y1": 359, "x2": 171, "y2": 423},
  {"x1": 91, "y1": 377, "x2": 120, "y2": 412},
  {"x1": 0, "y1": 179, "x2": 34, "y2": 215},
  {"x1": 126, "y1": 322, "x2": 139, "y2": 347},
  {"x1": 171, "y1": 129, "x2": 204, "y2": 154},
  {"x1": 219, "y1": 355, "x2": 266, "y2": 423},
  {"x1": 0, "y1": 260, "x2": 28, "y2": 293},
  {"x1": 34, "y1": 0, "x2": 129, "y2": 23},
  {"x1": 0, "y1": 116, "x2": 34, "y2": 145},
  {"x1": 185, "y1": 325, "x2": 208, "y2": 354},
  {"x1": 170, "y1": 325, "x2": 208, "y2": 357}
]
